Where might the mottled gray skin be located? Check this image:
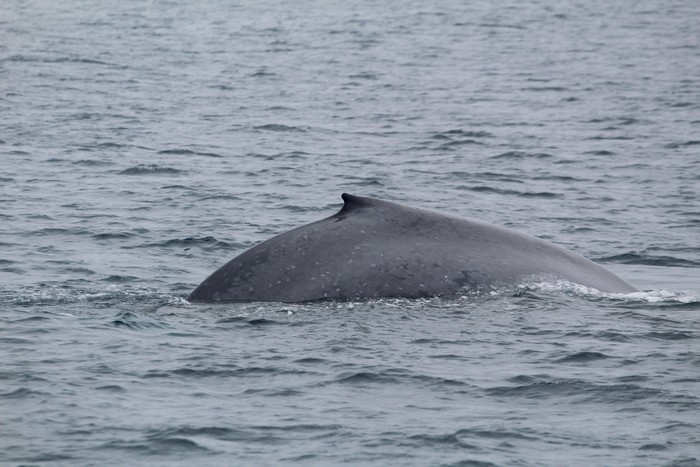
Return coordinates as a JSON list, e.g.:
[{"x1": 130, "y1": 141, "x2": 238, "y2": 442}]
[{"x1": 188, "y1": 194, "x2": 638, "y2": 302}]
